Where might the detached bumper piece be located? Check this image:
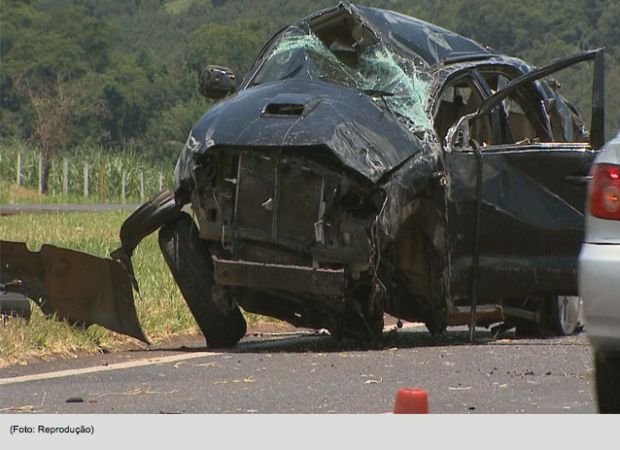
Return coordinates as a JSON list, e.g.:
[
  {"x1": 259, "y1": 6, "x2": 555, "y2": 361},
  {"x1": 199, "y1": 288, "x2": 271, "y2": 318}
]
[
  {"x1": 212, "y1": 256, "x2": 344, "y2": 296},
  {"x1": 1, "y1": 240, "x2": 147, "y2": 343}
]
